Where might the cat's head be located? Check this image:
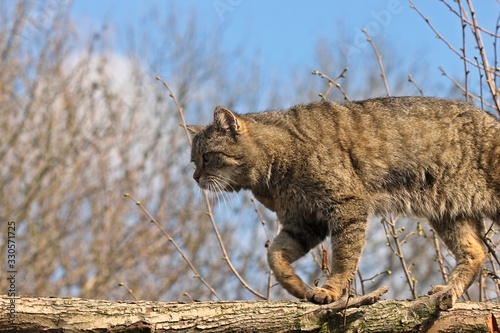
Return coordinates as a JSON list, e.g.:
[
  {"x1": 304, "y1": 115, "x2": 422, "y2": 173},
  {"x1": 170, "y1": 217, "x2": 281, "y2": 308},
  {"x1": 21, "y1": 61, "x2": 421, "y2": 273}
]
[{"x1": 189, "y1": 106, "x2": 257, "y2": 192}]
